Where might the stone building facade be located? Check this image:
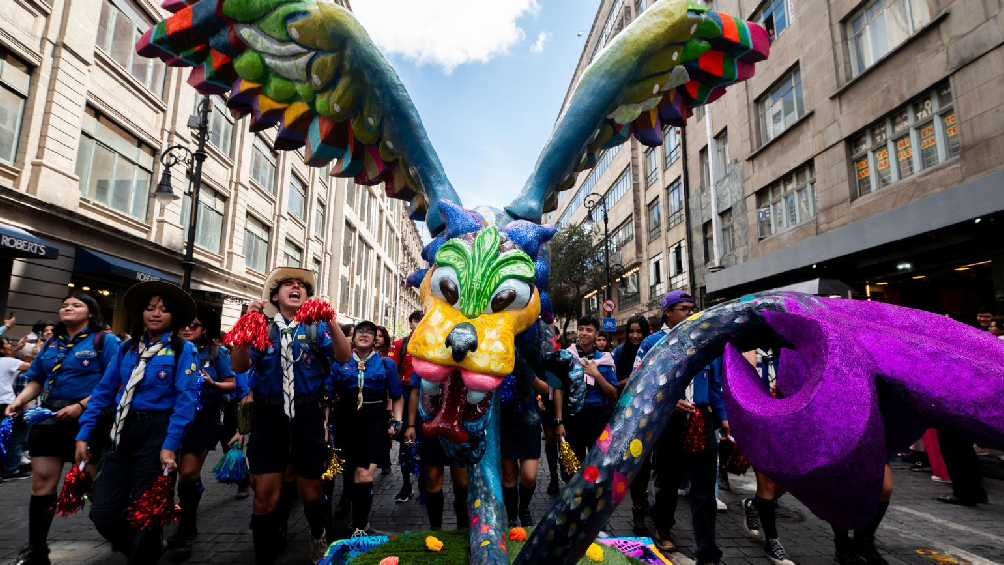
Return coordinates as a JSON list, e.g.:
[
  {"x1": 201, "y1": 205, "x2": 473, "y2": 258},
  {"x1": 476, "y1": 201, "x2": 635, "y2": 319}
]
[{"x1": 0, "y1": 0, "x2": 423, "y2": 338}]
